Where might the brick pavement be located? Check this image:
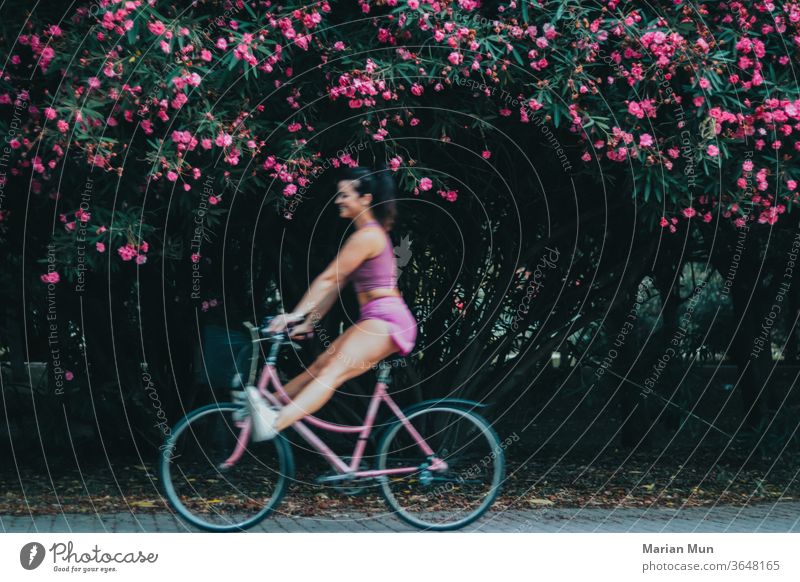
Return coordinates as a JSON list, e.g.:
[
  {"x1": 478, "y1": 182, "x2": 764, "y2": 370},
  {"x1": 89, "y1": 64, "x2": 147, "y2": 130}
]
[{"x1": 2, "y1": 502, "x2": 798, "y2": 533}]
